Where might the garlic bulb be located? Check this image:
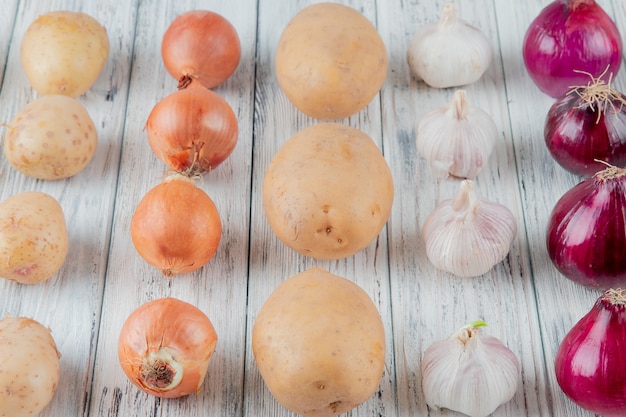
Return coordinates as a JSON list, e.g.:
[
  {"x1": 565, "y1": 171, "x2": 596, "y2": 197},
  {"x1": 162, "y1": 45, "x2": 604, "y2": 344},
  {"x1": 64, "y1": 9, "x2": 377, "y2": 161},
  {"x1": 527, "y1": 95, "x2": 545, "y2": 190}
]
[
  {"x1": 417, "y1": 89, "x2": 497, "y2": 179},
  {"x1": 407, "y1": 2, "x2": 493, "y2": 88},
  {"x1": 422, "y1": 180, "x2": 516, "y2": 277},
  {"x1": 421, "y1": 320, "x2": 521, "y2": 417}
]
